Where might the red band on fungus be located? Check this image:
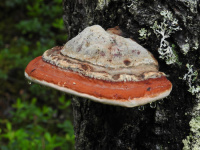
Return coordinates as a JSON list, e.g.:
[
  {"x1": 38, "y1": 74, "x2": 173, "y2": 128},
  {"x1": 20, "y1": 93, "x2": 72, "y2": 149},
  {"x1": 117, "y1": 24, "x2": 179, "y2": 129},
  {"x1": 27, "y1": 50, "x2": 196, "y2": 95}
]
[{"x1": 25, "y1": 56, "x2": 172, "y2": 102}]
